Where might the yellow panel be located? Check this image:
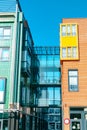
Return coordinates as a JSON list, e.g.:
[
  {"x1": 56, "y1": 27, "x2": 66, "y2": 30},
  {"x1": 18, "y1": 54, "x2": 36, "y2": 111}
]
[{"x1": 61, "y1": 36, "x2": 78, "y2": 47}]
